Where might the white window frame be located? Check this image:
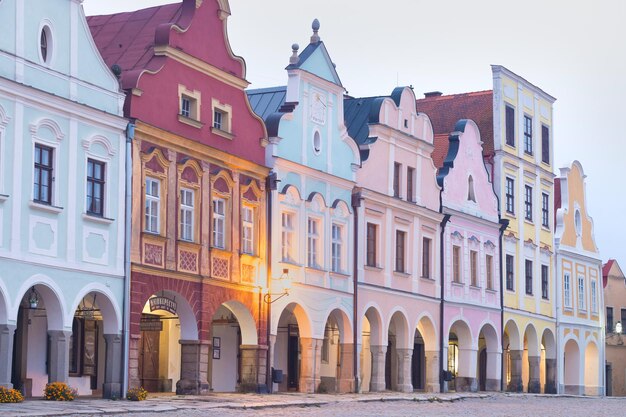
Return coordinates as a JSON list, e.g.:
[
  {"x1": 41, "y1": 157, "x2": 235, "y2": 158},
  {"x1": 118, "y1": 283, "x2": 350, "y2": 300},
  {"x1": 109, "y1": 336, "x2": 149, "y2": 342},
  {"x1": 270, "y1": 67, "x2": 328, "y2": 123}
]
[
  {"x1": 145, "y1": 177, "x2": 160, "y2": 234},
  {"x1": 179, "y1": 188, "x2": 194, "y2": 241},
  {"x1": 564, "y1": 273, "x2": 572, "y2": 308},
  {"x1": 307, "y1": 217, "x2": 321, "y2": 268},
  {"x1": 212, "y1": 197, "x2": 226, "y2": 249},
  {"x1": 577, "y1": 275, "x2": 585, "y2": 310},
  {"x1": 242, "y1": 205, "x2": 255, "y2": 255},
  {"x1": 331, "y1": 223, "x2": 343, "y2": 273},
  {"x1": 281, "y1": 211, "x2": 295, "y2": 262},
  {"x1": 470, "y1": 250, "x2": 478, "y2": 287},
  {"x1": 591, "y1": 279, "x2": 598, "y2": 314}
]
